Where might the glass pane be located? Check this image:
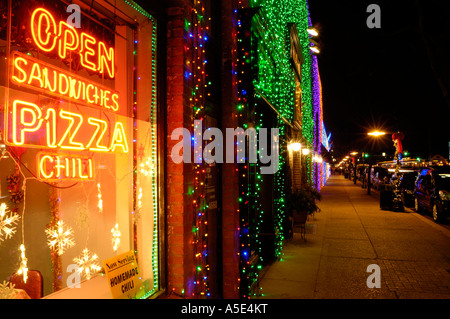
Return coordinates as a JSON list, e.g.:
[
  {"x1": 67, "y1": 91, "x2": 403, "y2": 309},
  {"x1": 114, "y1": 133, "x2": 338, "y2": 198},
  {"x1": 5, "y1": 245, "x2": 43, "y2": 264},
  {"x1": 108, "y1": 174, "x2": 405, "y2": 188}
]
[{"x1": 0, "y1": 0, "x2": 158, "y2": 299}]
